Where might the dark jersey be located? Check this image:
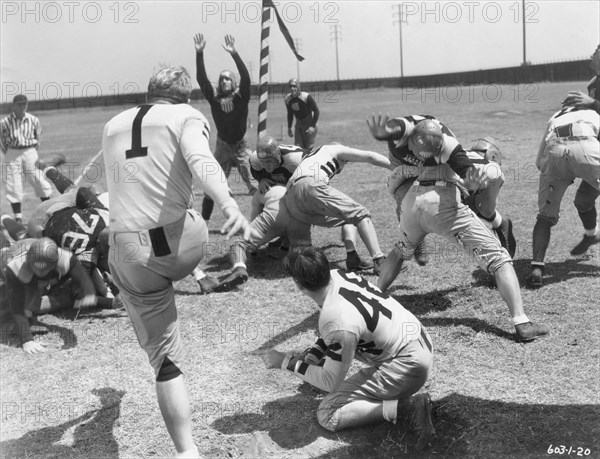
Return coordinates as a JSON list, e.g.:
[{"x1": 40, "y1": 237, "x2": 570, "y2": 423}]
[
  {"x1": 44, "y1": 206, "x2": 107, "y2": 267},
  {"x1": 250, "y1": 144, "x2": 304, "y2": 184},
  {"x1": 285, "y1": 92, "x2": 320, "y2": 127},
  {"x1": 196, "y1": 52, "x2": 250, "y2": 143},
  {"x1": 387, "y1": 114, "x2": 473, "y2": 178}
]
